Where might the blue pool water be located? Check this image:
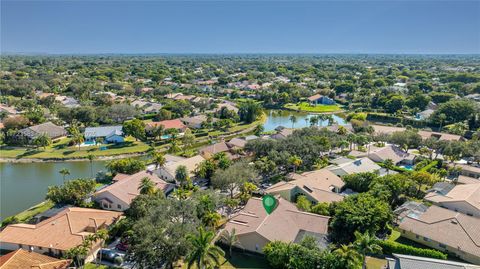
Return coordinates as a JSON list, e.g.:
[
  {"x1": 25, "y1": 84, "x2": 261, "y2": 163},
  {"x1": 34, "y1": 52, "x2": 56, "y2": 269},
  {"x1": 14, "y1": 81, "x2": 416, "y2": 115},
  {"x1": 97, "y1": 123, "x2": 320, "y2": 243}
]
[{"x1": 401, "y1": 165, "x2": 414, "y2": 171}]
